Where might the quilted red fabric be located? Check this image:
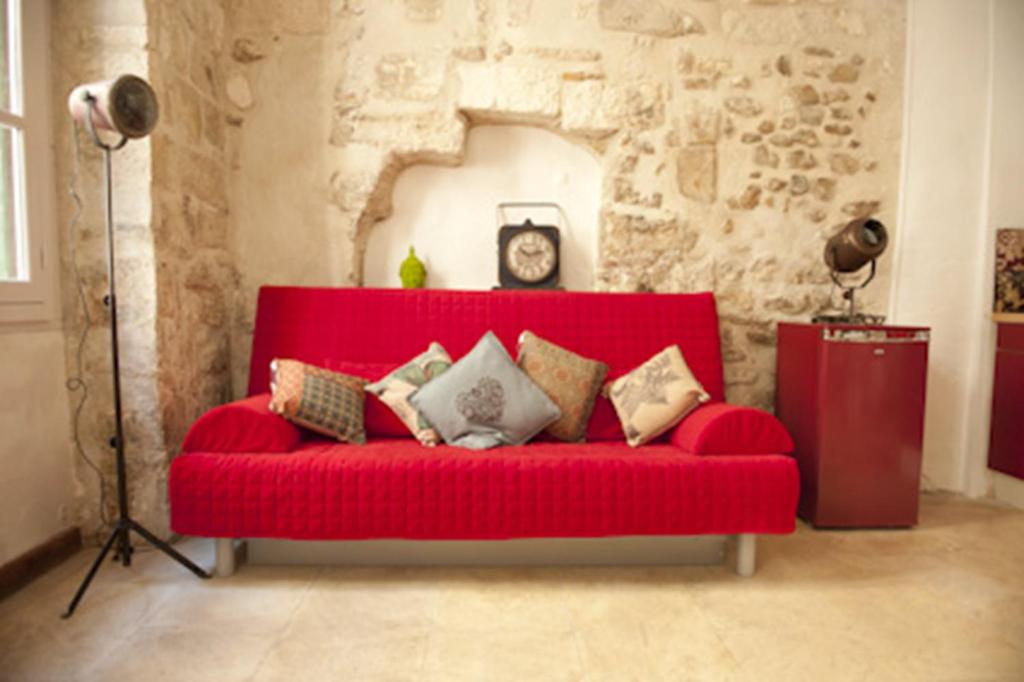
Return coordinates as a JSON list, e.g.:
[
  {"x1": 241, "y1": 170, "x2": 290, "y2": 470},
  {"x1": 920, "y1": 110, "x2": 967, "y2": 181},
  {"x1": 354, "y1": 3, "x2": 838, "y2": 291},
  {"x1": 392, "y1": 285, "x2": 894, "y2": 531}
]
[
  {"x1": 171, "y1": 288, "x2": 798, "y2": 541},
  {"x1": 170, "y1": 440, "x2": 799, "y2": 539},
  {"x1": 671, "y1": 403, "x2": 796, "y2": 456},
  {"x1": 181, "y1": 393, "x2": 302, "y2": 454},
  {"x1": 246, "y1": 288, "x2": 726, "y2": 441}
]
